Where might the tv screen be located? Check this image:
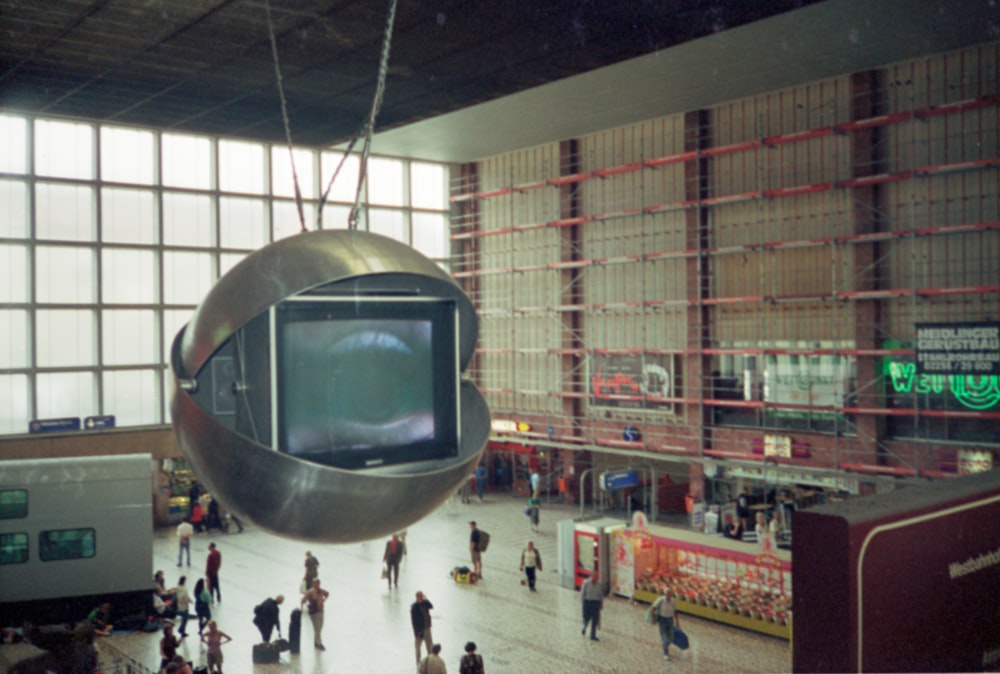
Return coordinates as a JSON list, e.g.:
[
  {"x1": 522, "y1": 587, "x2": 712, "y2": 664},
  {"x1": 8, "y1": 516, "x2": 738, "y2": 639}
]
[{"x1": 273, "y1": 297, "x2": 459, "y2": 470}]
